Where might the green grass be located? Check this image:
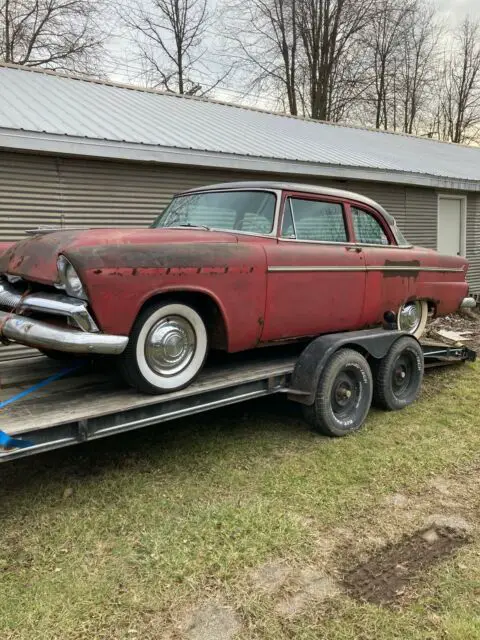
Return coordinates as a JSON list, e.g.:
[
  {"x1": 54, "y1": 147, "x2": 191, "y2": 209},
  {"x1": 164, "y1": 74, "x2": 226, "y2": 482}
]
[{"x1": 0, "y1": 363, "x2": 480, "y2": 639}]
